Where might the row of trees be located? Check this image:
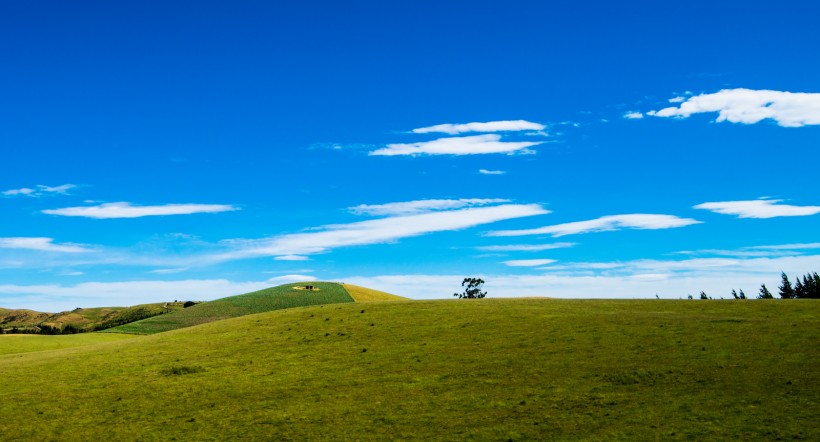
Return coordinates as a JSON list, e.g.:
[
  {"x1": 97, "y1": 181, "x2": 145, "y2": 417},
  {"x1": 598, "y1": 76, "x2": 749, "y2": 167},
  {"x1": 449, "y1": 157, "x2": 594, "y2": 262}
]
[
  {"x1": 695, "y1": 271, "x2": 820, "y2": 300},
  {"x1": 778, "y1": 271, "x2": 820, "y2": 298}
]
